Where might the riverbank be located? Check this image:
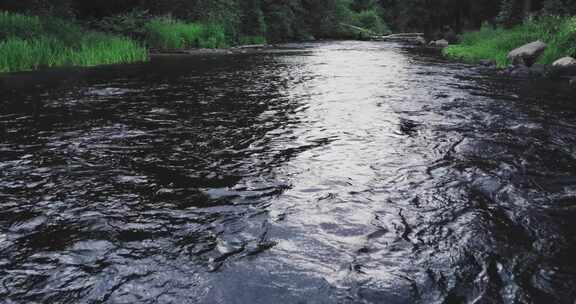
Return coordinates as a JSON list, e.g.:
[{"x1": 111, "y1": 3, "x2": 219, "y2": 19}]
[
  {"x1": 442, "y1": 16, "x2": 576, "y2": 68},
  {"x1": 0, "y1": 5, "x2": 391, "y2": 74},
  {"x1": 0, "y1": 12, "x2": 148, "y2": 73},
  {"x1": 0, "y1": 12, "x2": 258, "y2": 73}
]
